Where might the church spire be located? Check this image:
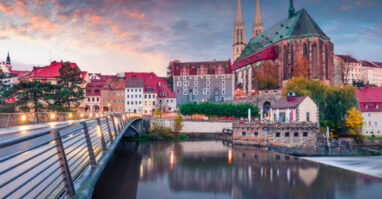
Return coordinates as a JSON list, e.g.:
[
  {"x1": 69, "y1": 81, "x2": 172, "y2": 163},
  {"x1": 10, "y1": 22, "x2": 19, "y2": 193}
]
[
  {"x1": 288, "y1": 0, "x2": 295, "y2": 18},
  {"x1": 252, "y1": 0, "x2": 264, "y2": 38},
  {"x1": 6, "y1": 52, "x2": 11, "y2": 65},
  {"x1": 233, "y1": 0, "x2": 246, "y2": 61}
]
